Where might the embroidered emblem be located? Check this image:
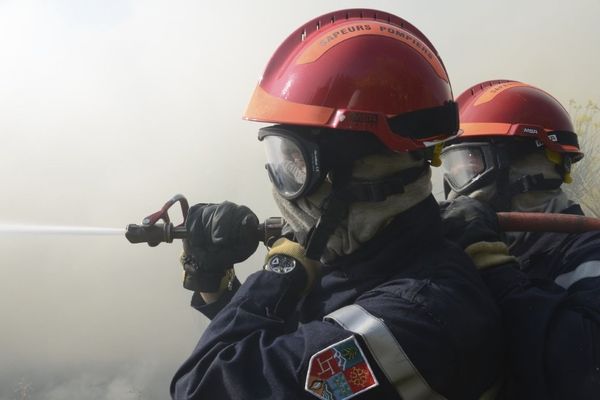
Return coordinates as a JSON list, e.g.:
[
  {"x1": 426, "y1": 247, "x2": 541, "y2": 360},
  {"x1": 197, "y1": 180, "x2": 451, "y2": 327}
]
[{"x1": 305, "y1": 336, "x2": 378, "y2": 400}]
